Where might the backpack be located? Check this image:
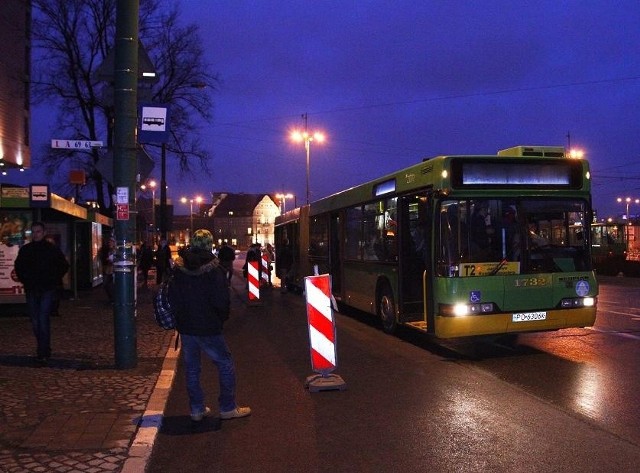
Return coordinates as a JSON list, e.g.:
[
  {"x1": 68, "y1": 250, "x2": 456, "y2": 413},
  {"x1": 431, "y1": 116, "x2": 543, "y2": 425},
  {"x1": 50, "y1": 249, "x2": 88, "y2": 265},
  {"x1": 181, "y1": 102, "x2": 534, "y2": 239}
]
[{"x1": 153, "y1": 279, "x2": 176, "y2": 330}]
